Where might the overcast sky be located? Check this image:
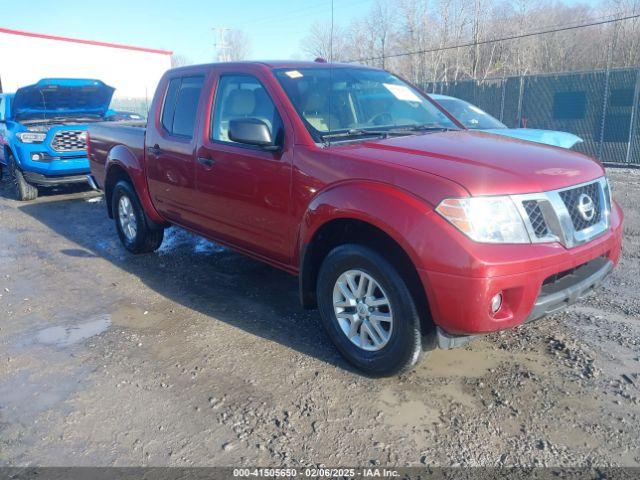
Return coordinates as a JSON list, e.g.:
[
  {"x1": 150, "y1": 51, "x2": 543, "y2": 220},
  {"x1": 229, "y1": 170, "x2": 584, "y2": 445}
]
[{"x1": 0, "y1": 0, "x2": 599, "y2": 63}]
